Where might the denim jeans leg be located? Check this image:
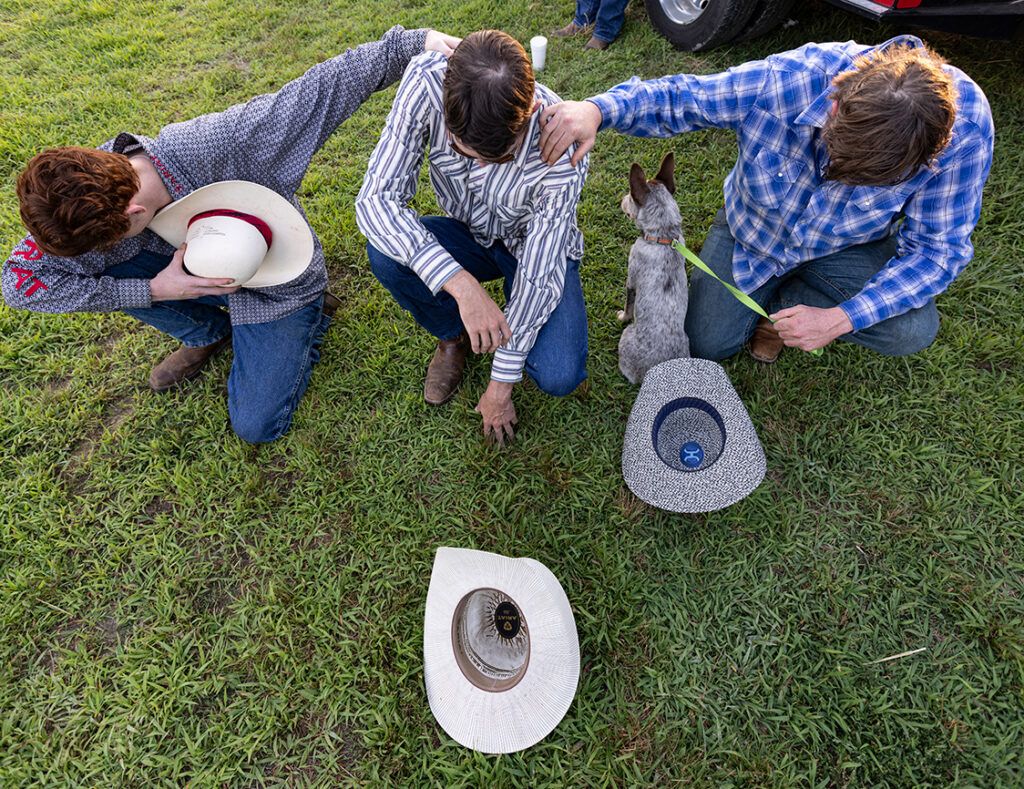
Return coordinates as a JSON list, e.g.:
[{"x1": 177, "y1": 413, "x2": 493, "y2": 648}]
[
  {"x1": 574, "y1": 0, "x2": 599, "y2": 26},
  {"x1": 105, "y1": 250, "x2": 231, "y2": 347},
  {"x1": 366, "y1": 216, "x2": 505, "y2": 341},
  {"x1": 779, "y1": 235, "x2": 940, "y2": 356},
  {"x1": 593, "y1": 0, "x2": 630, "y2": 42},
  {"x1": 684, "y1": 209, "x2": 782, "y2": 361},
  {"x1": 519, "y1": 259, "x2": 589, "y2": 397},
  {"x1": 227, "y1": 296, "x2": 331, "y2": 443}
]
